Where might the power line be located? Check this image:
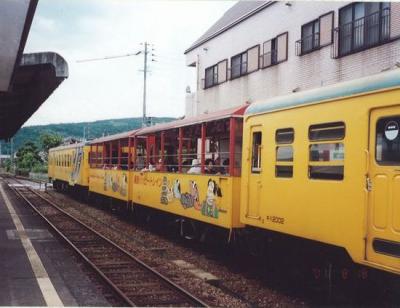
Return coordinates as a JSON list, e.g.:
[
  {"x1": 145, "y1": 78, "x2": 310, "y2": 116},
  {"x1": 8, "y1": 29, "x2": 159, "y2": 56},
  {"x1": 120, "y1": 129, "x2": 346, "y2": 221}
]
[
  {"x1": 76, "y1": 51, "x2": 141, "y2": 63},
  {"x1": 75, "y1": 42, "x2": 156, "y2": 128}
]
